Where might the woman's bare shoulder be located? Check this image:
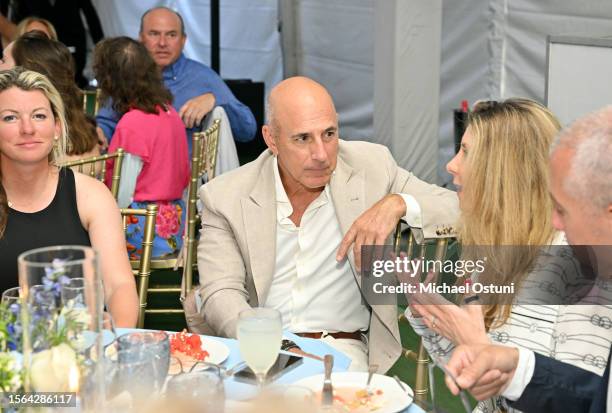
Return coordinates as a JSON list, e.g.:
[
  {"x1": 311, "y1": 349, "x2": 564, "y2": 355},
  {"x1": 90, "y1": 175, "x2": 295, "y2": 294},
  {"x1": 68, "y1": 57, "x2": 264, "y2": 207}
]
[
  {"x1": 73, "y1": 171, "x2": 110, "y2": 193},
  {"x1": 73, "y1": 172, "x2": 119, "y2": 218}
]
